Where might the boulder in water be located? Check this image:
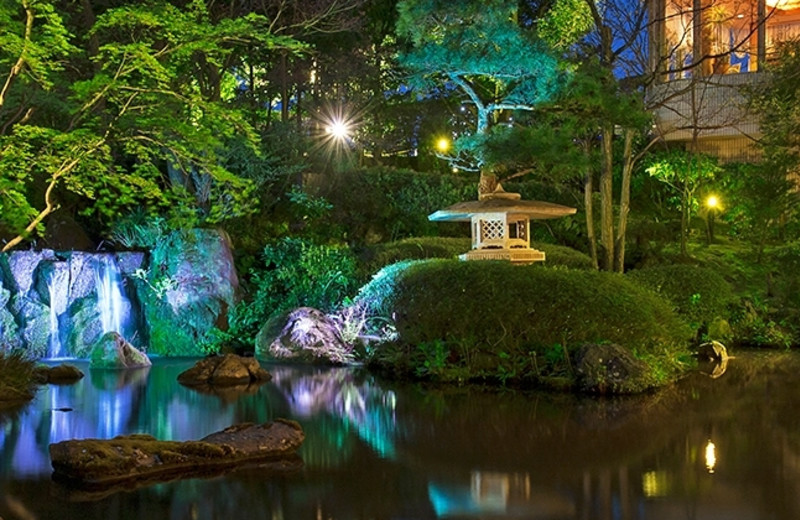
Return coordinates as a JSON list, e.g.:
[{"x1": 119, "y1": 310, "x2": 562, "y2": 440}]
[
  {"x1": 255, "y1": 307, "x2": 354, "y2": 365},
  {"x1": 49, "y1": 419, "x2": 304, "y2": 491},
  {"x1": 178, "y1": 354, "x2": 271, "y2": 387},
  {"x1": 33, "y1": 363, "x2": 85, "y2": 384},
  {"x1": 89, "y1": 332, "x2": 152, "y2": 369}
]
